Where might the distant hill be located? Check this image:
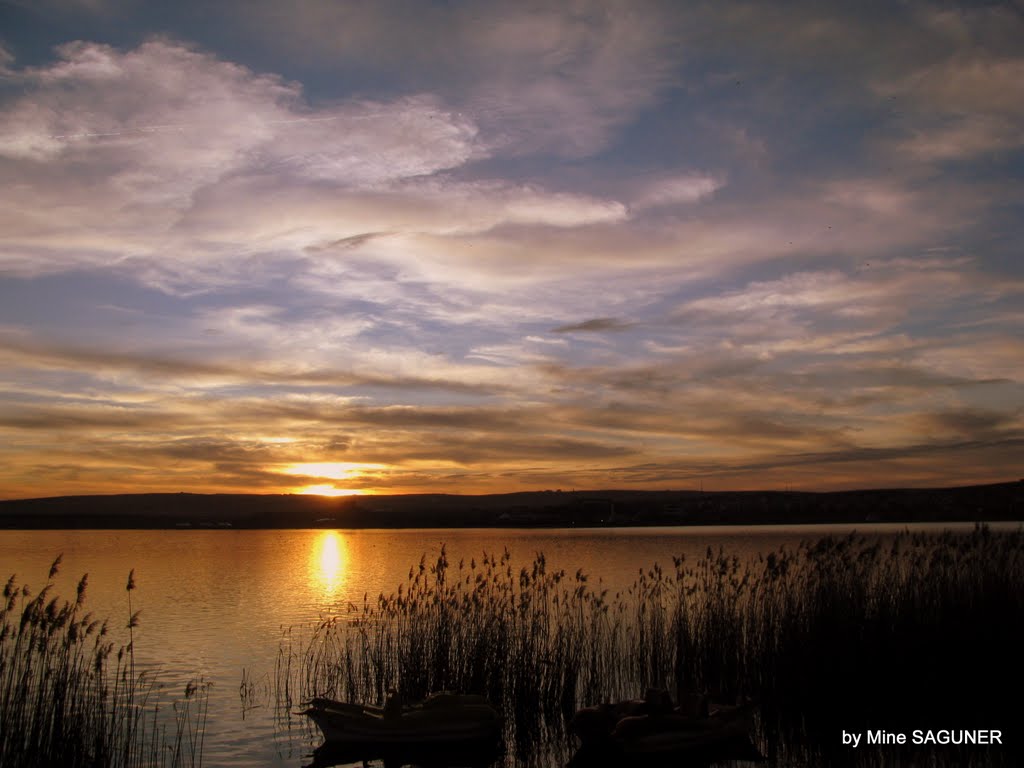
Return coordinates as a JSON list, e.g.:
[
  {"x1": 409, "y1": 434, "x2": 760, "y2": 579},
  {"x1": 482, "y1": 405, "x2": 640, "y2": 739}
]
[{"x1": 0, "y1": 481, "x2": 1021, "y2": 529}]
